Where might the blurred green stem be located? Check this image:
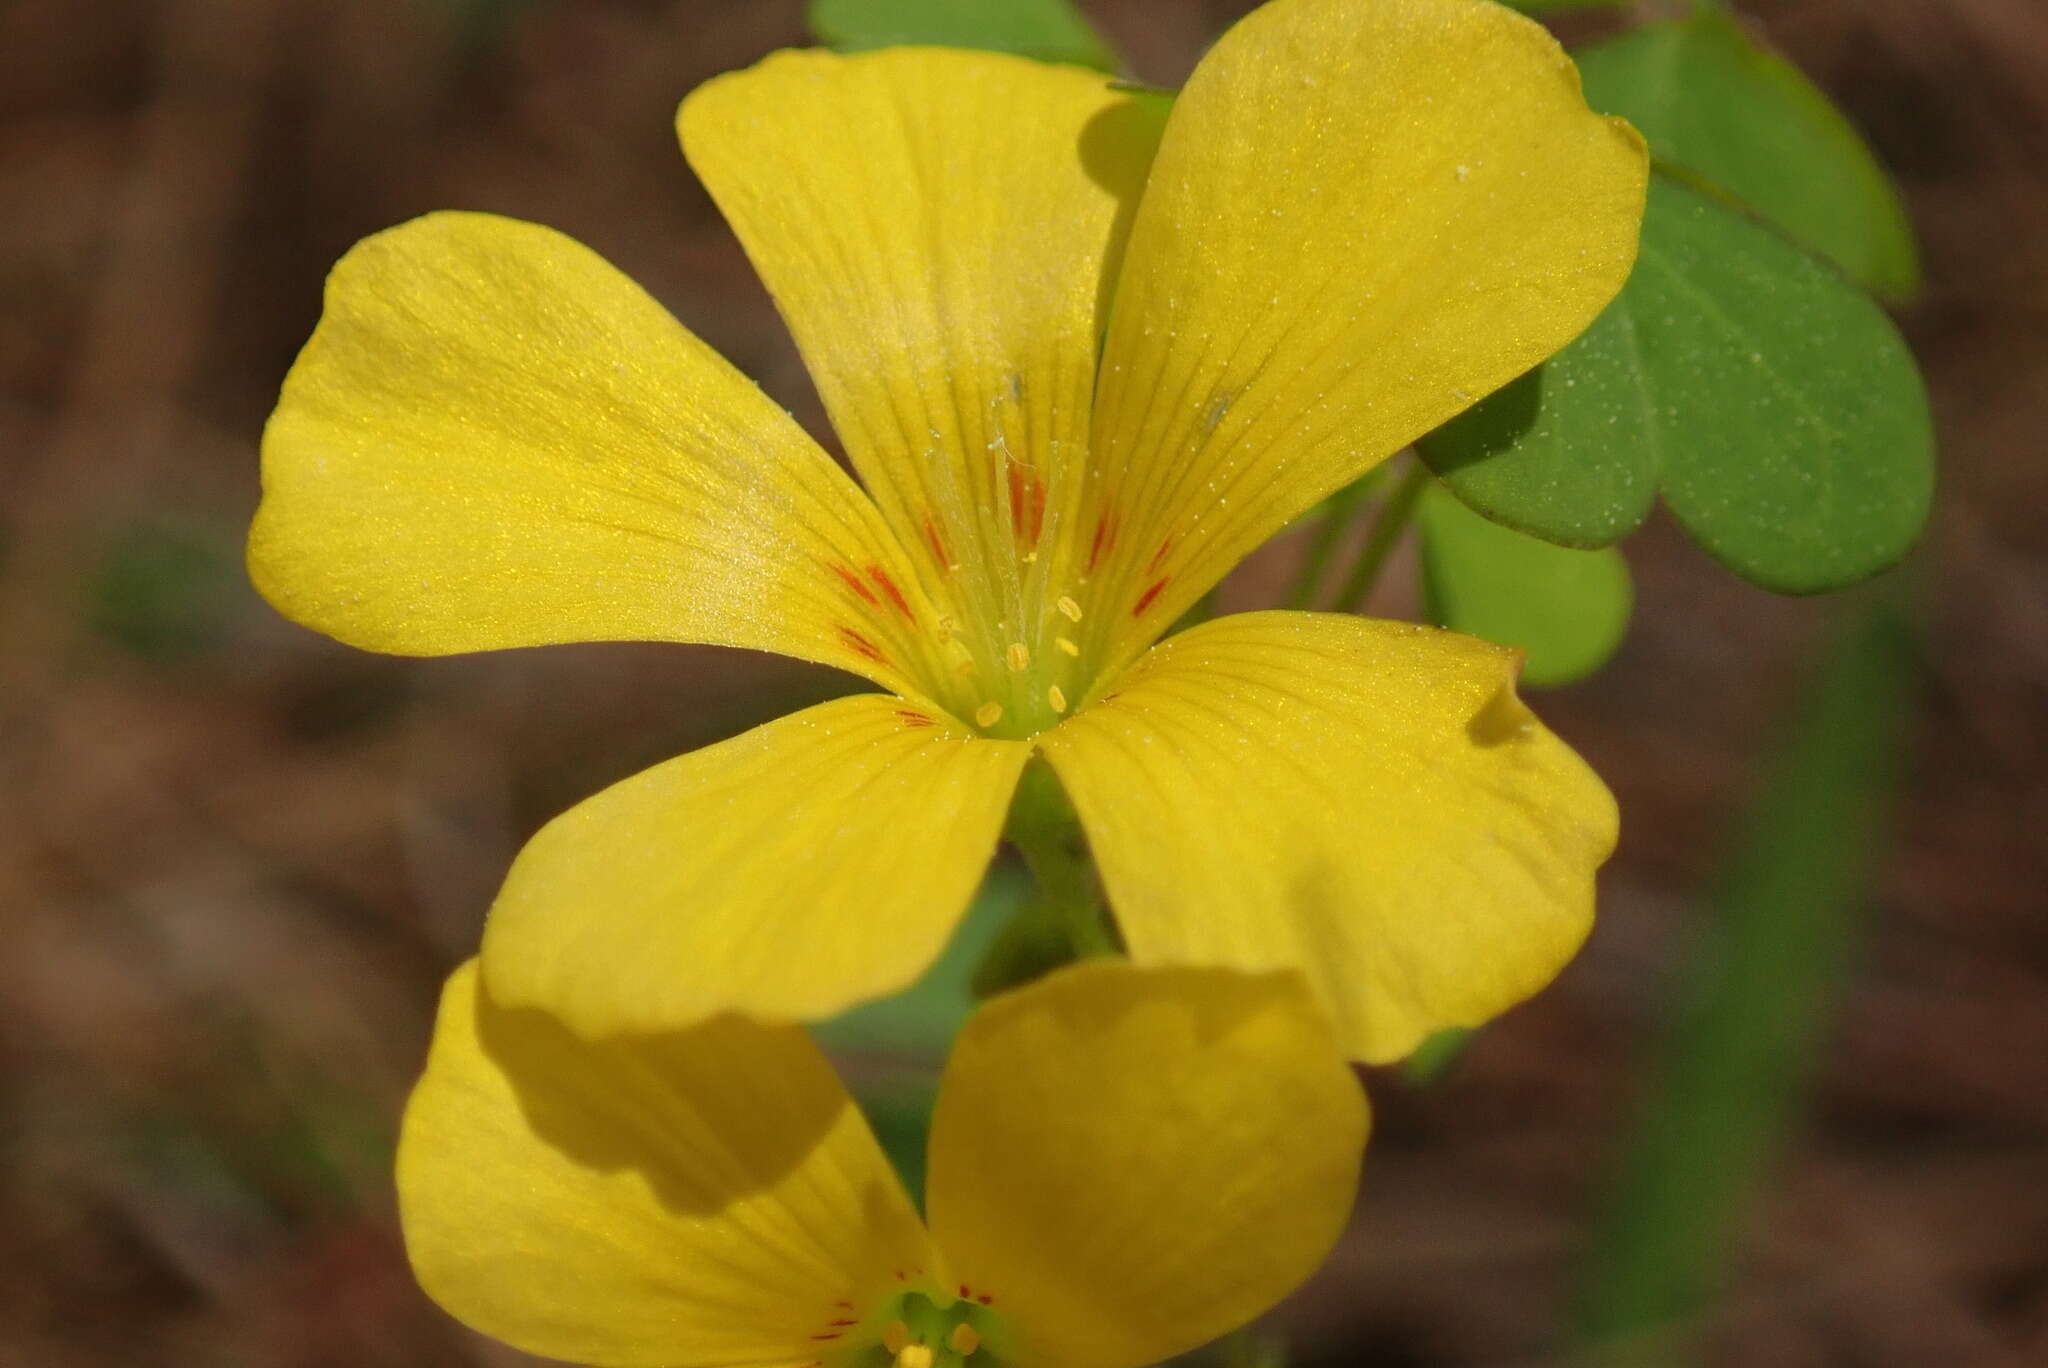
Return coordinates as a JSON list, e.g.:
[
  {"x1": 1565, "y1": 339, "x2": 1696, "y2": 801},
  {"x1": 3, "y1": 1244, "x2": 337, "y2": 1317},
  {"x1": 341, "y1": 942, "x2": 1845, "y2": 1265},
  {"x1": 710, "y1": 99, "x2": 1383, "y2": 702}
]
[
  {"x1": 1284, "y1": 469, "x2": 1378, "y2": 609},
  {"x1": 1333, "y1": 459, "x2": 1430, "y2": 614},
  {"x1": 974, "y1": 764, "x2": 1117, "y2": 996},
  {"x1": 1572, "y1": 591, "x2": 1918, "y2": 1359}
]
